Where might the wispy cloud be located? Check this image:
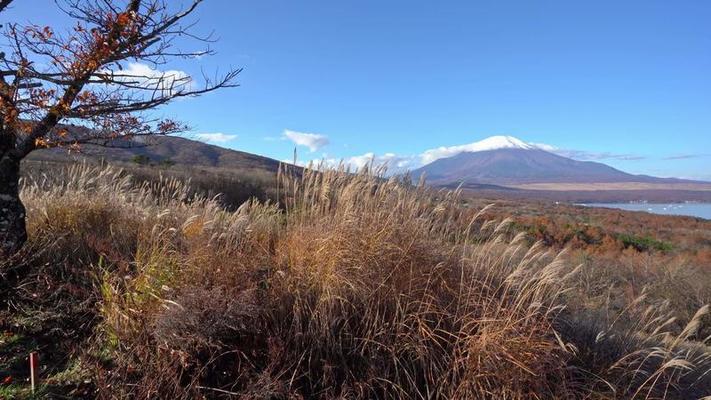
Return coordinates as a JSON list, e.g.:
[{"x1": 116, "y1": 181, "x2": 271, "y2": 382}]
[
  {"x1": 283, "y1": 129, "x2": 330, "y2": 152},
  {"x1": 662, "y1": 154, "x2": 709, "y2": 160},
  {"x1": 529, "y1": 142, "x2": 557, "y2": 152},
  {"x1": 195, "y1": 132, "x2": 238, "y2": 143},
  {"x1": 528, "y1": 143, "x2": 645, "y2": 161},
  {"x1": 553, "y1": 149, "x2": 646, "y2": 161}
]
